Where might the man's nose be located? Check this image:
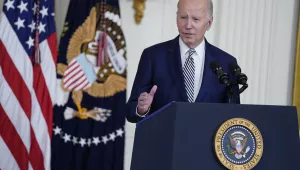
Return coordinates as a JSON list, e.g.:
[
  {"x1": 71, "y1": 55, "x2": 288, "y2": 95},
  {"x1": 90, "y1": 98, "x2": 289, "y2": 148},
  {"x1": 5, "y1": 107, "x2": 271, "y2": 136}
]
[{"x1": 185, "y1": 19, "x2": 192, "y2": 29}]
